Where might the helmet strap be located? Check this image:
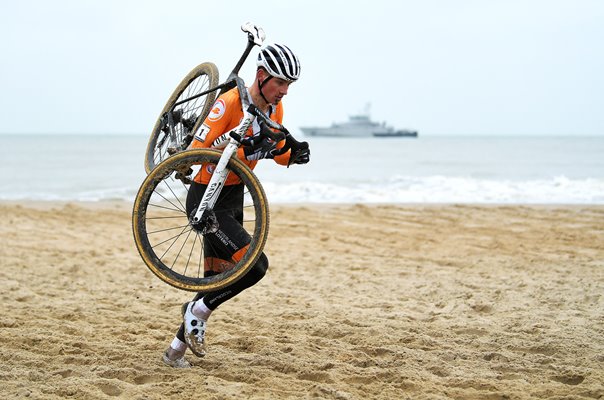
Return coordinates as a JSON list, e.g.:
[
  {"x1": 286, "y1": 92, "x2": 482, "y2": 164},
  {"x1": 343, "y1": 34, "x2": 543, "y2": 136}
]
[{"x1": 258, "y1": 75, "x2": 273, "y2": 105}]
